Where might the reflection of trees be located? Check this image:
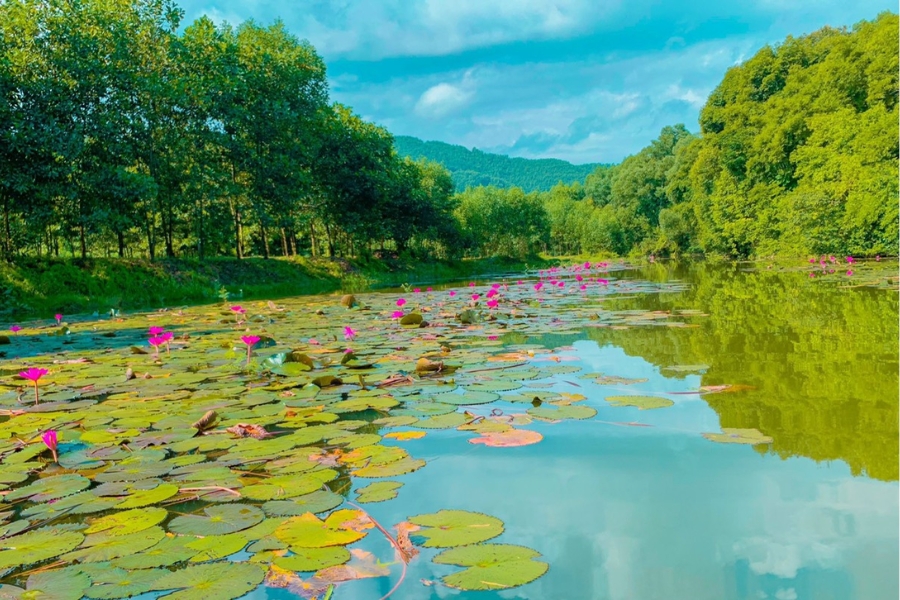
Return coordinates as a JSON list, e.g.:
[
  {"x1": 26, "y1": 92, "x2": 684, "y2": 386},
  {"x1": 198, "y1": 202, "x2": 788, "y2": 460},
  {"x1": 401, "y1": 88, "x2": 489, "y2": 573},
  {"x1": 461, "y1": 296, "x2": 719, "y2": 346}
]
[{"x1": 587, "y1": 263, "x2": 899, "y2": 481}]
